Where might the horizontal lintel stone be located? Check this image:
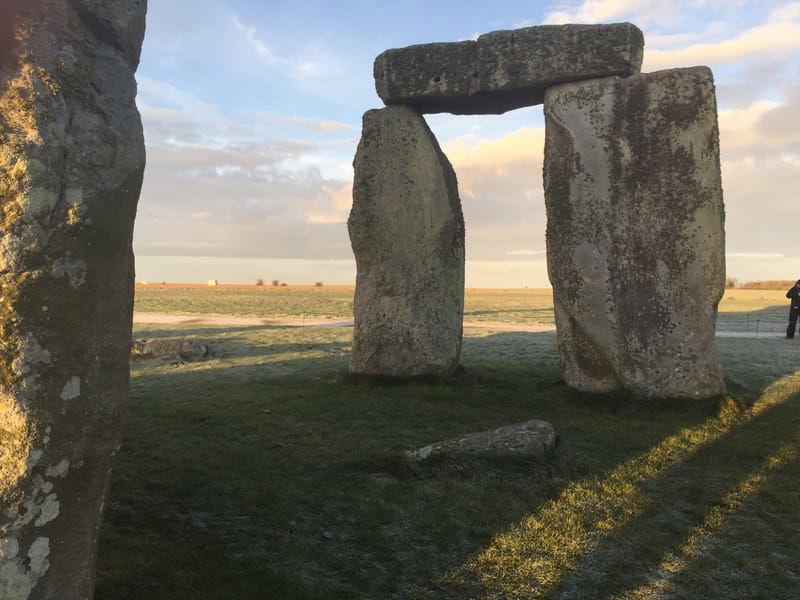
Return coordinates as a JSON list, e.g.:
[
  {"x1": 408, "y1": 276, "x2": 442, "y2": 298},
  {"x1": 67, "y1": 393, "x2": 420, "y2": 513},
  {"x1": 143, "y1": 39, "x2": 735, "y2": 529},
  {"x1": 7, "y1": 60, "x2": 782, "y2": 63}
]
[{"x1": 374, "y1": 22, "x2": 644, "y2": 115}]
